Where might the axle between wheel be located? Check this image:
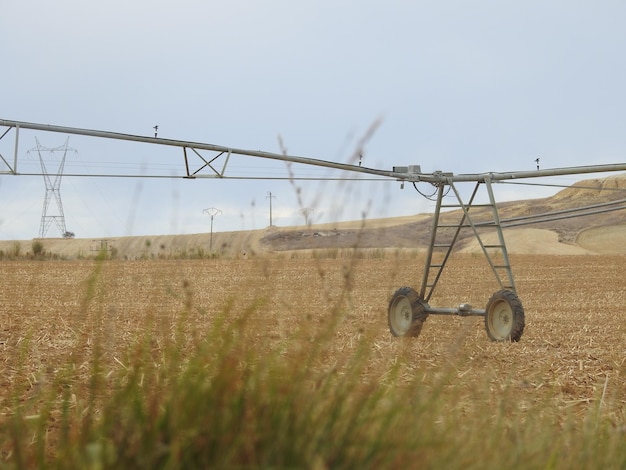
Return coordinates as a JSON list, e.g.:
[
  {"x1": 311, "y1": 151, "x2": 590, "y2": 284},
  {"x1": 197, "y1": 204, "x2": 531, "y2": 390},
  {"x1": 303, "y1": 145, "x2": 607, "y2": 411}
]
[{"x1": 388, "y1": 286, "x2": 525, "y2": 342}]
